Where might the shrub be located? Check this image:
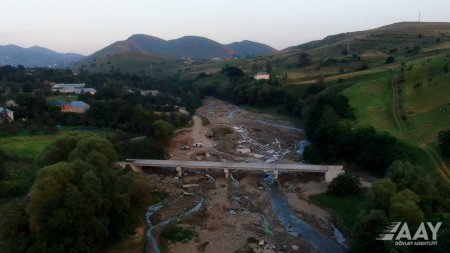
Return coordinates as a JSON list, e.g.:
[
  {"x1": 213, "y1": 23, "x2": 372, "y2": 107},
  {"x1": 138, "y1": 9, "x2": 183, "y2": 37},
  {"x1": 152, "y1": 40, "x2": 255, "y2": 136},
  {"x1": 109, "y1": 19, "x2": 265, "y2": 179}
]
[
  {"x1": 327, "y1": 173, "x2": 361, "y2": 196},
  {"x1": 439, "y1": 129, "x2": 450, "y2": 157},
  {"x1": 385, "y1": 56, "x2": 395, "y2": 64},
  {"x1": 161, "y1": 225, "x2": 197, "y2": 244}
]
